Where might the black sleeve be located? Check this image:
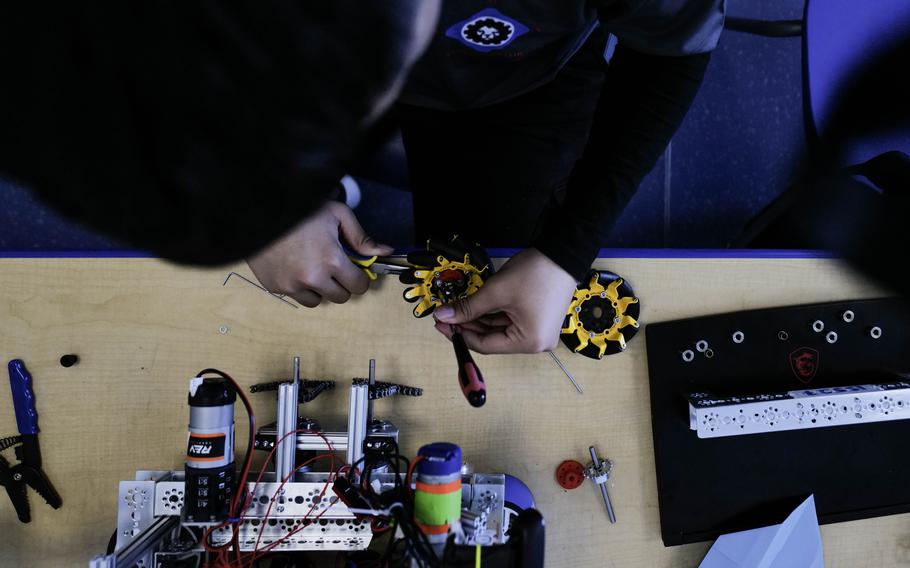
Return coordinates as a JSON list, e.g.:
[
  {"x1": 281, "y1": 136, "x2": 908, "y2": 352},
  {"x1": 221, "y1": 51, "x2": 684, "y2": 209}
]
[
  {"x1": 0, "y1": 3, "x2": 426, "y2": 265},
  {"x1": 533, "y1": 44, "x2": 711, "y2": 280}
]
